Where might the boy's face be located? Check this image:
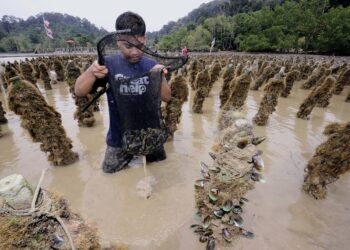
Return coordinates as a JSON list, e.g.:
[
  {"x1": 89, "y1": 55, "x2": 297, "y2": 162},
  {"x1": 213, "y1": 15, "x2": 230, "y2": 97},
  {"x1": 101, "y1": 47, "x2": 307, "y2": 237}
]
[{"x1": 117, "y1": 35, "x2": 146, "y2": 64}]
